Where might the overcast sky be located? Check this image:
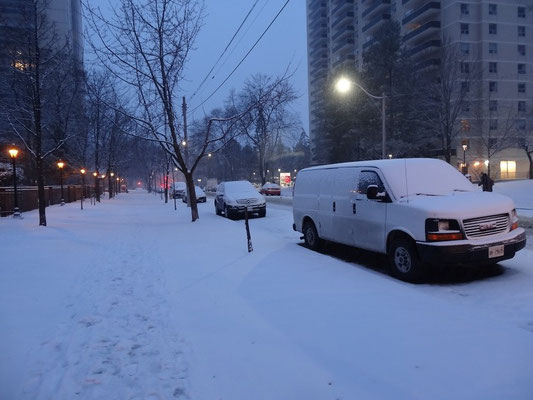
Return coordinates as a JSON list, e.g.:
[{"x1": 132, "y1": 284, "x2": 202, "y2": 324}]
[{"x1": 85, "y1": 0, "x2": 309, "y2": 134}]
